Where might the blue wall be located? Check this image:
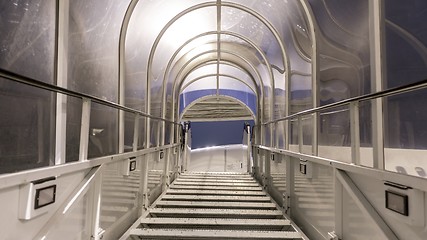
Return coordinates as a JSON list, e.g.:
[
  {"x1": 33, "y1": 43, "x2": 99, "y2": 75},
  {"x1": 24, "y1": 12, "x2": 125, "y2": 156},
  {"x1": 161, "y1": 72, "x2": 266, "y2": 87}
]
[{"x1": 191, "y1": 120, "x2": 254, "y2": 149}]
